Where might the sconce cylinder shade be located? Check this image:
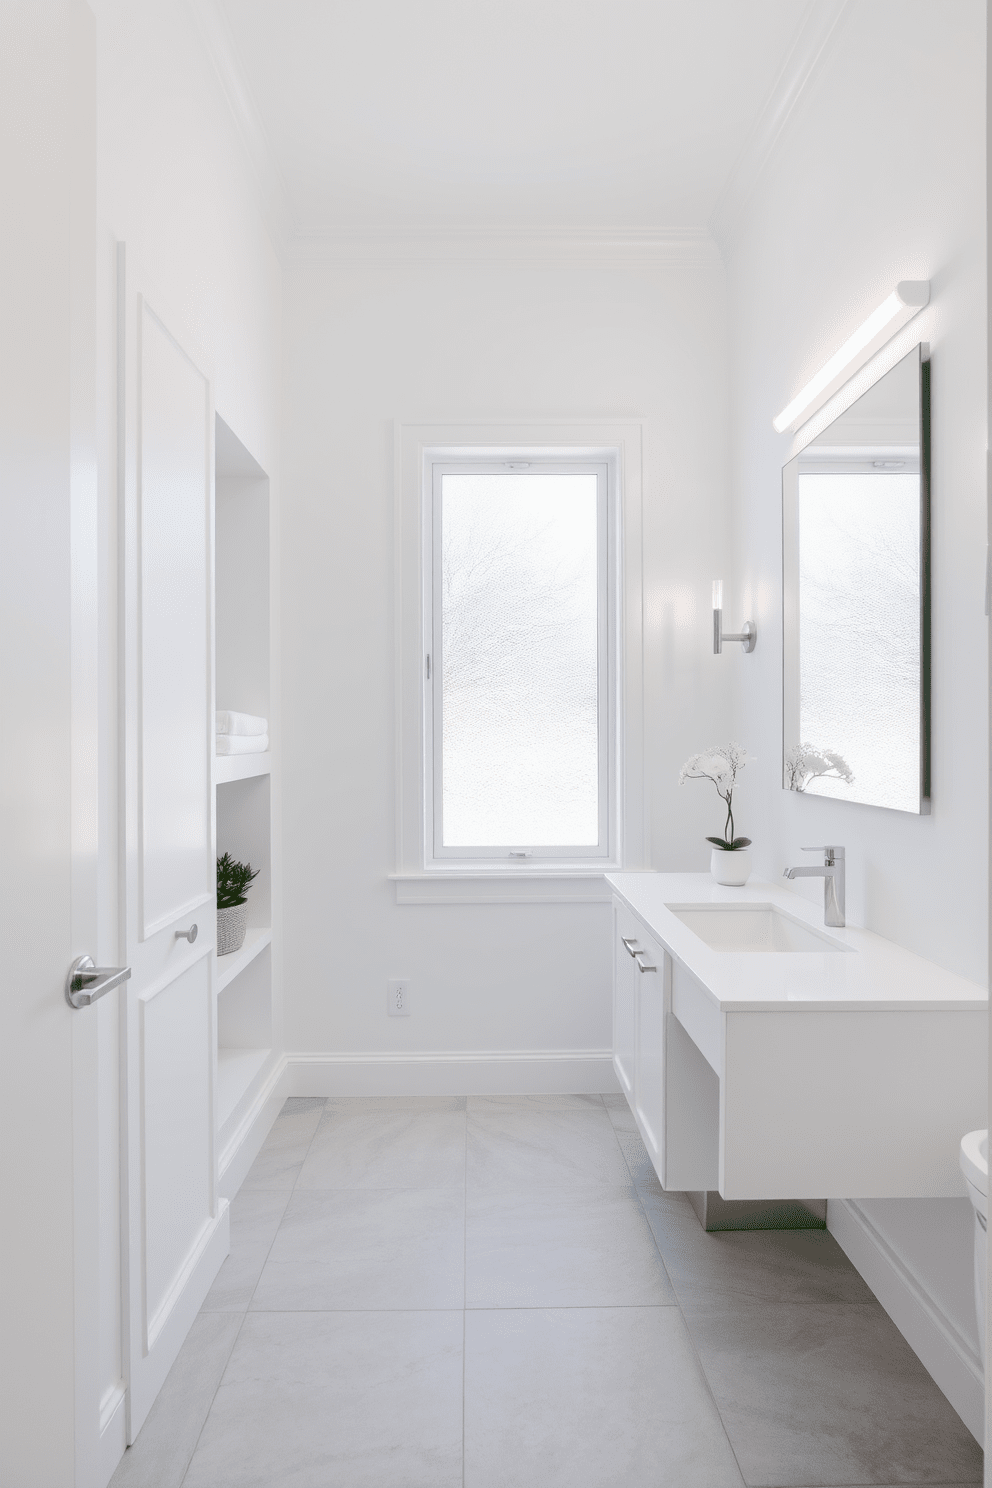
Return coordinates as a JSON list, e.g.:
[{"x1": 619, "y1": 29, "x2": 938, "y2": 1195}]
[
  {"x1": 713, "y1": 578, "x2": 724, "y2": 654},
  {"x1": 772, "y1": 281, "x2": 930, "y2": 434},
  {"x1": 712, "y1": 578, "x2": 756, "y2": 654}
]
